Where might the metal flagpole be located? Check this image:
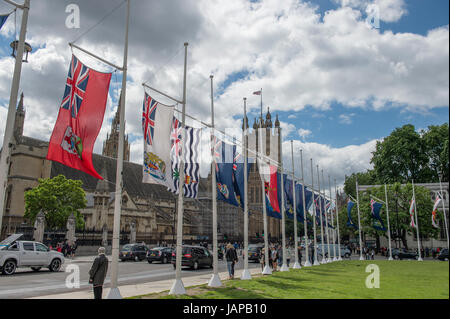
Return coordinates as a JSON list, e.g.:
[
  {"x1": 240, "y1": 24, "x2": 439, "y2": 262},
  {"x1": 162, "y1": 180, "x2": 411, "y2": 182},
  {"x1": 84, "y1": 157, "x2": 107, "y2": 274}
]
[
  {"x1": 0, "y1": 0, "x2": 30, "y2": 240},
  {"x1": 329, "y1": 175, "x2": 337, "y2": 262},
  {"x1": 335, "y1": 179, "x2": 343, "y2": 261},
  {"x1": 438, "y1": 174, "x2": 449, "y2": 251},
  {"x1": 412, "y1": 180, "x2": 423, "y2": 261},
  {"x1": 169, "y1": 42, "x2": 189, "y2": 295},
  {"x1": 241, "y1": 97, "x2": 252, "y2": 280},
  {"x1": 317, "y1": 166, "x2": 326, "y2": 263},
  {"x1": 280, "y1": 130, "x2": 289, "y2": 272},
  {"x1": 260, "y1": 90, "x2": 271, "y2": 275},
  {"x1": 107, "y1": 0, "x2": 130, "y2": 299},
  {"x1": 208, "y1": 75, "x2": 222, "y2": 287},
  {"x1": 355, "y1": 177, "x2": 364, "y2": 261},
  {"x1": 385, "y1": 184, "x2": 393, "y2": 260},
  {"x1": 290, "y1": 144, "x2": 300, "y2": 269},
  {"x1": 311, "y1": 159, "x2": 320, "y2": 266},
  {"x1": 322, "y1": 170, "x2": 331, "y2": 263},
  {"x1": 300, "y1": 150, "x2": 311, "y2": 267}
]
